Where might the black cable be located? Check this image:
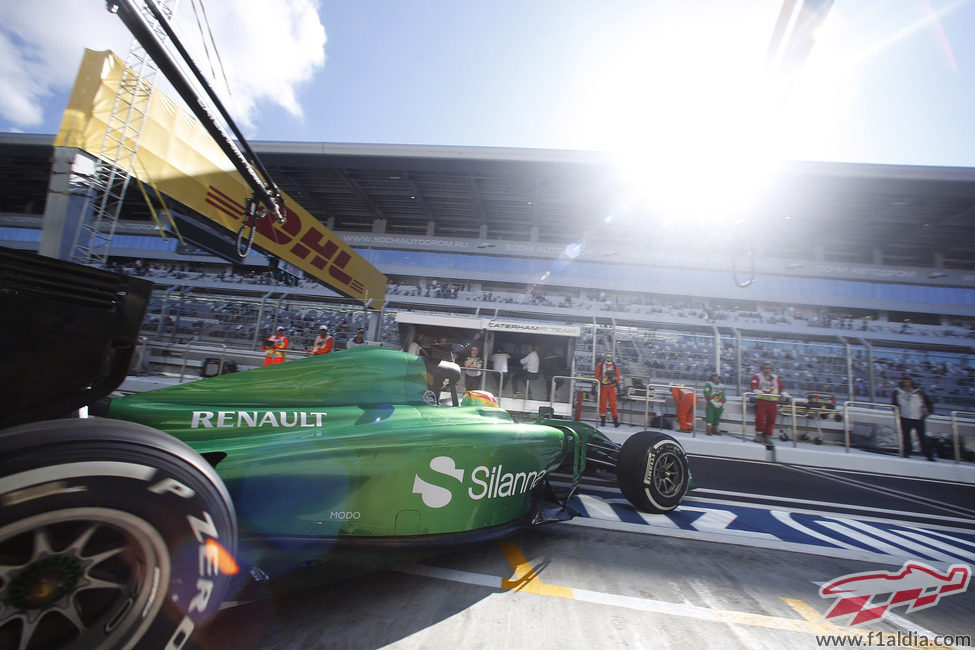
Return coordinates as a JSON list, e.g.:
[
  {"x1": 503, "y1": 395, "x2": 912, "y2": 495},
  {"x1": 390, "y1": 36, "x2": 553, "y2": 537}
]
[{"x1": 137, "y1": 0, "x2": 281, "y2": 209}]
